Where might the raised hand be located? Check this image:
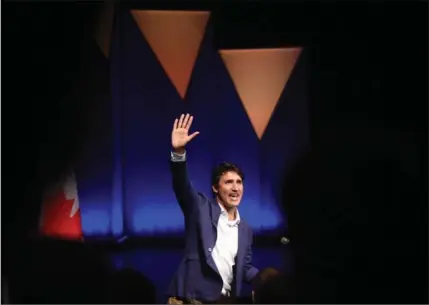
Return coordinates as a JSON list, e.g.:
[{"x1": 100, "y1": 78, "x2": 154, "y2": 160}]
[{"x1": 171, "y1": 113, "x2": 200, "y2": 153}]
